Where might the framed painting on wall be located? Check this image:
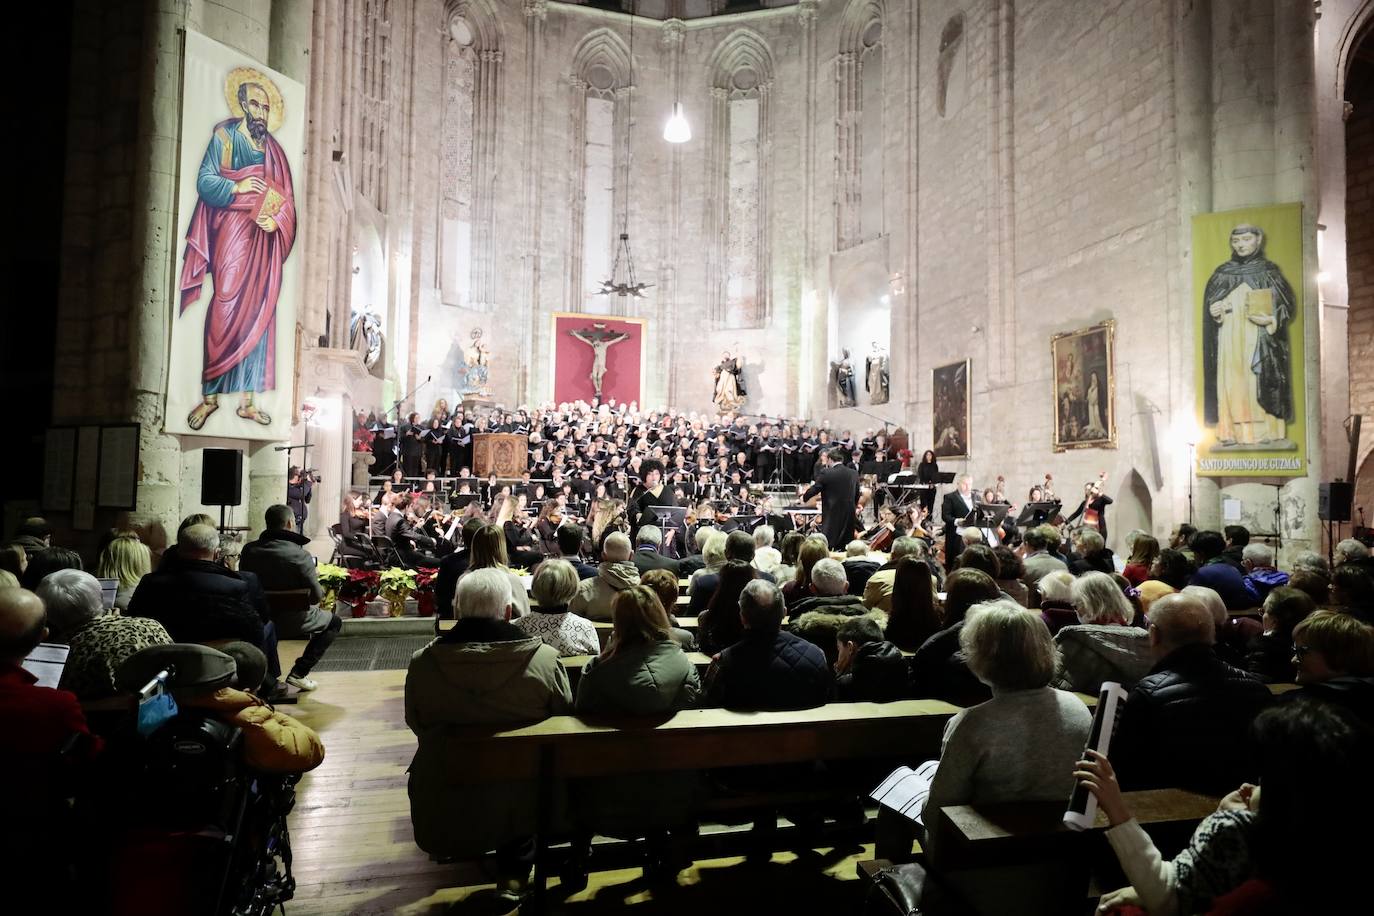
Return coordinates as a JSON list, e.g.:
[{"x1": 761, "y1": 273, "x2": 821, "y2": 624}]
[
  {"x1": 931, "y1": 359, "x2": 970, "y2": 460},
  {"x1": 1051, "y1": 320, "x2": 1117, "y2": 452}
]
